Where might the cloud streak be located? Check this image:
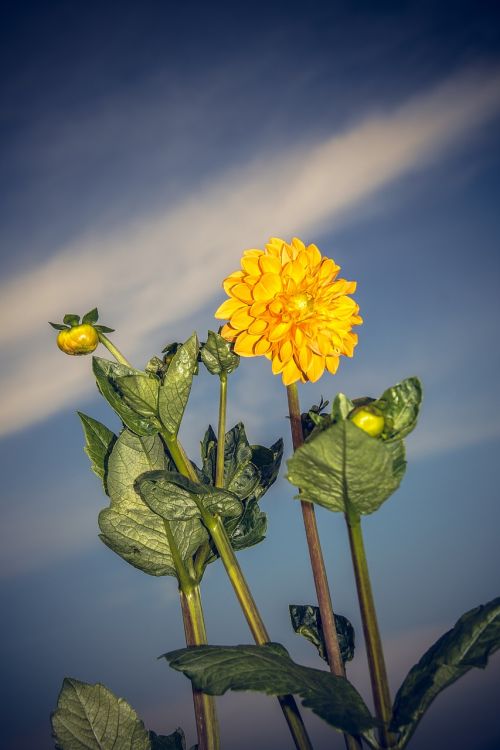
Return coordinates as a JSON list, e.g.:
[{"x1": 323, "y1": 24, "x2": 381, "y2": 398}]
[{"x1": 1, "y1": 65, "x2": 500, "y2": 437}]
